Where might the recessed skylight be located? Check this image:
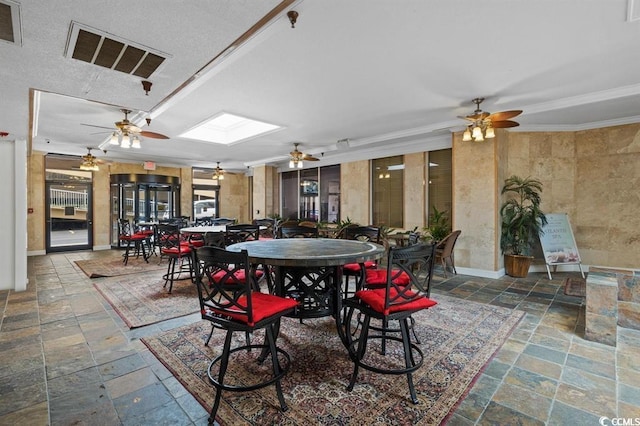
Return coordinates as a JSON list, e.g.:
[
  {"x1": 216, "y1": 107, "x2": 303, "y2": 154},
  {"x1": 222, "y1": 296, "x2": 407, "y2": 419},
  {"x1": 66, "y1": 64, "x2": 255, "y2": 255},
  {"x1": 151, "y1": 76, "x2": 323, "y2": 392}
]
[{"x1": 180, "y1": 112, "x2": 281, "y2": 145}]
